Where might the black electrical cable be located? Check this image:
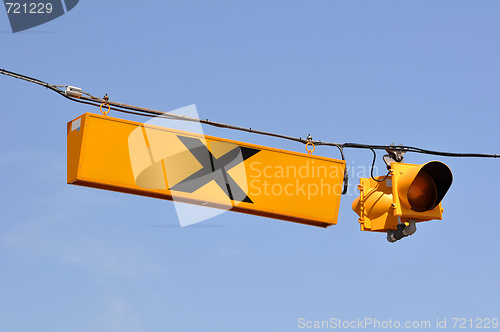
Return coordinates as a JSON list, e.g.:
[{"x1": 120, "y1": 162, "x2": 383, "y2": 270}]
[
  {"x1": 2, "y1": 68, "x2": 500, "y2": 162},
  {"x1": 335, "y1": 145, "x2": 349, "y2": 195},
  {"x1": 341, "y1": 142, "x2": 499, "y2": 158},
  {"x1": 370, "y1": 149, "x2": 391, "y2": 182}
]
